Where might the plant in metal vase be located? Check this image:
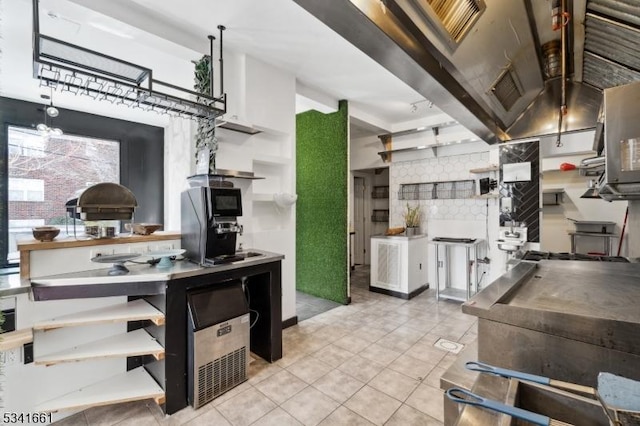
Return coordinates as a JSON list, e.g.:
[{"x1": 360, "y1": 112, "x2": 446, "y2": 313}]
[
  {"x1": 194, "y1": 55, "x2": 218, "y2": 174},
  {"x1": 404, "y1": 203, "x2": 421, "y2": 236}
]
